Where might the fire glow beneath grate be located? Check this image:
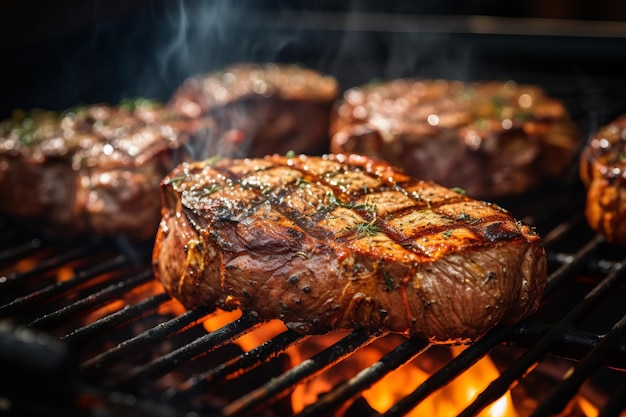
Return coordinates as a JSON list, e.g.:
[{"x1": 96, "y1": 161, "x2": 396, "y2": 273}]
[{"x1": 1, "y1": 181, "x2": 626, "y2": 417}]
